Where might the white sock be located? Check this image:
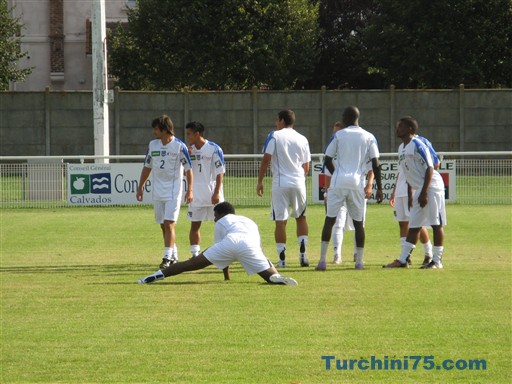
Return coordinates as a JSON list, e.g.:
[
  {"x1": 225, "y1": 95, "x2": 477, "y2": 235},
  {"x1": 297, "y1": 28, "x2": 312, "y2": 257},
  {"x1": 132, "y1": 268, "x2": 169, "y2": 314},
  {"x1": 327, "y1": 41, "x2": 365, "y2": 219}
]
[
  {"x1": 319, "y1": 241, "x2": 329, "y2": 263},
  {"x1": 433, "y1": 246, "x2": 444, "y2": 263},
  {"x1": 173, "y1": 244, "x2": 178, "y2": 259},
  {"x1": 190, "y1": 244, "x2": 200, "y2": 257},
  {"x1": 332, "y1": 229, "x2": 344, "y2": 256},
  {"x1": 354, "y1": 247, "x2": 364, "y2": 265},
  {"x1": 276, "y1": 243, "x2": 286, "y2": 260},
  {"x1": 399, "y1": 242, "x2": 415, "y2": 264},
  {"x1": 422, "y1": 241, "x2": 433, "y2": 257},
  {"x1": 163, "y1": 247, "x2": 171, "y2": 259},
  {"x1": 298, "y1": 235, "x2": 308, "y2": 256},
  {"x1": 400, "y1": 237, "x2": 406, "y2": 246}
]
